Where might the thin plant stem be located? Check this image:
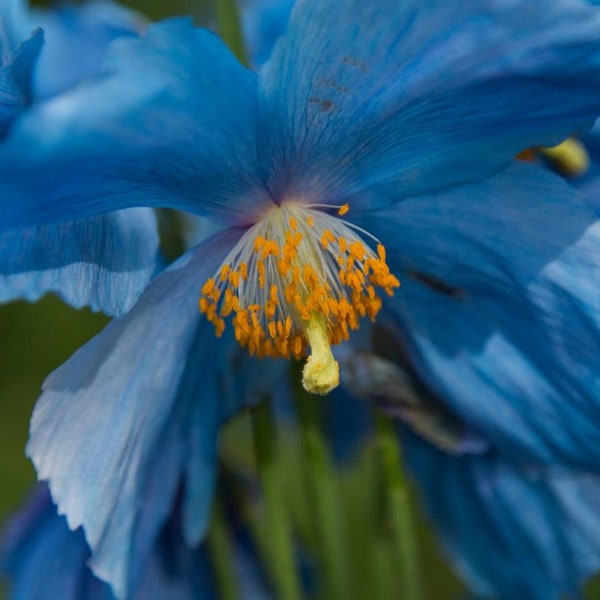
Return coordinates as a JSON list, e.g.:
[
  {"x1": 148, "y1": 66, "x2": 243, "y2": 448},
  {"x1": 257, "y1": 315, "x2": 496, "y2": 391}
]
[
  {"x1": 375, "y1": 412, "x2": 423, "y2": 600},
  {"x1": 207, "y1": 497, "x2": 240, "y2": 600},
  {"x1": 294, "y1": 375, "x2": 350, "y2": 600},
  {"x1": 252, "y1": 397, "x2": 303, "y2": 600}
]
